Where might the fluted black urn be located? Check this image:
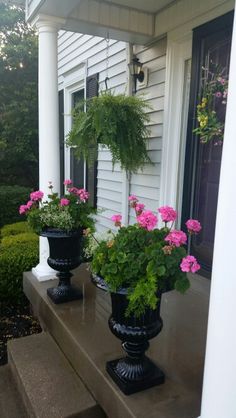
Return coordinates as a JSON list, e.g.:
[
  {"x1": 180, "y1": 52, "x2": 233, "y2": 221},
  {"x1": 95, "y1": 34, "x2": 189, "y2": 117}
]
[
  {"x1": 41, "y1": 228, "x2": 84, "y2": 304},
  {"x1": 92, "y1": 275, "x2": 165, "y2": 395}
]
